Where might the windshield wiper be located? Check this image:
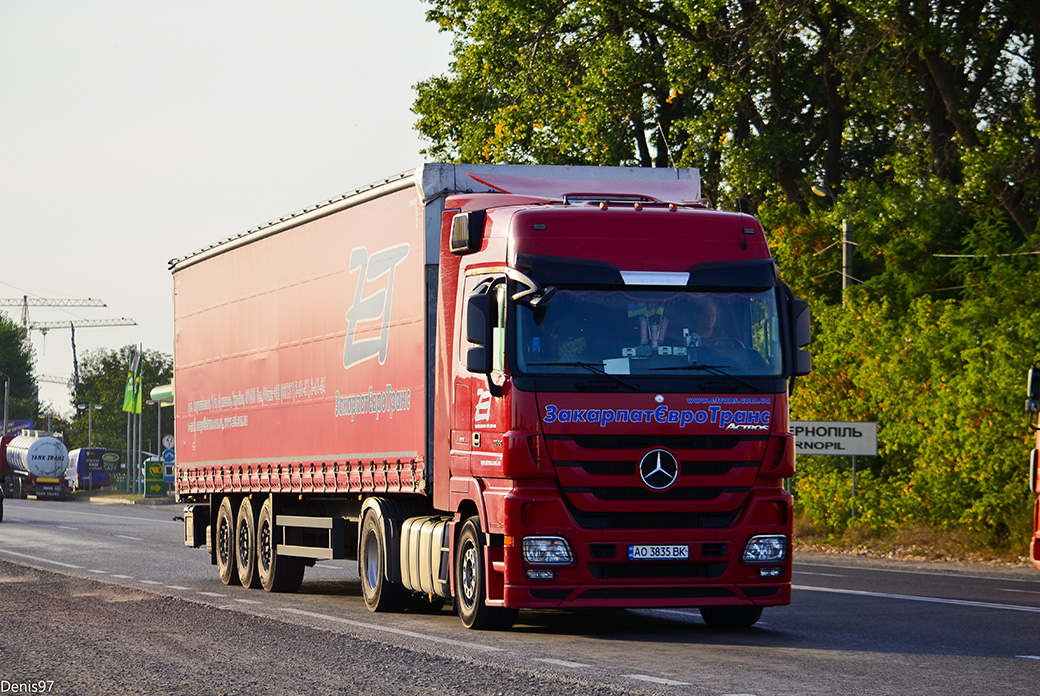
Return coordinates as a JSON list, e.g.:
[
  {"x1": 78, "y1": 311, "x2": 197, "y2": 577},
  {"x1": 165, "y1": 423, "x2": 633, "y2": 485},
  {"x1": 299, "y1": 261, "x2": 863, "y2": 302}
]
[
  {"x1": 649, "y1": 363, "x2": 761, "y2": 393},
  {"x1": 526, "y1": 361, "x2": 638, "y2": 390}
]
